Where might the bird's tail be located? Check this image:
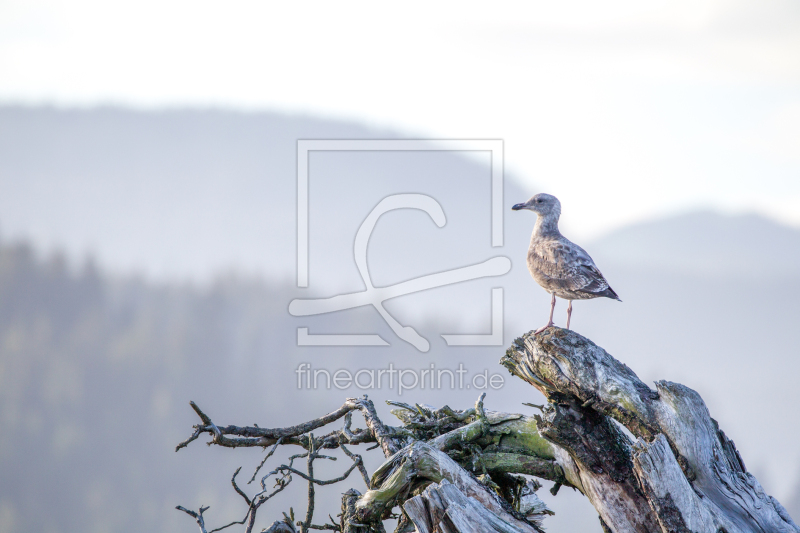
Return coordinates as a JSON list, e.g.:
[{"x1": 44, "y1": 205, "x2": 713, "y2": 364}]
[{"x1": 600, "y1": 286, "x2": 622, "y2": 302}]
